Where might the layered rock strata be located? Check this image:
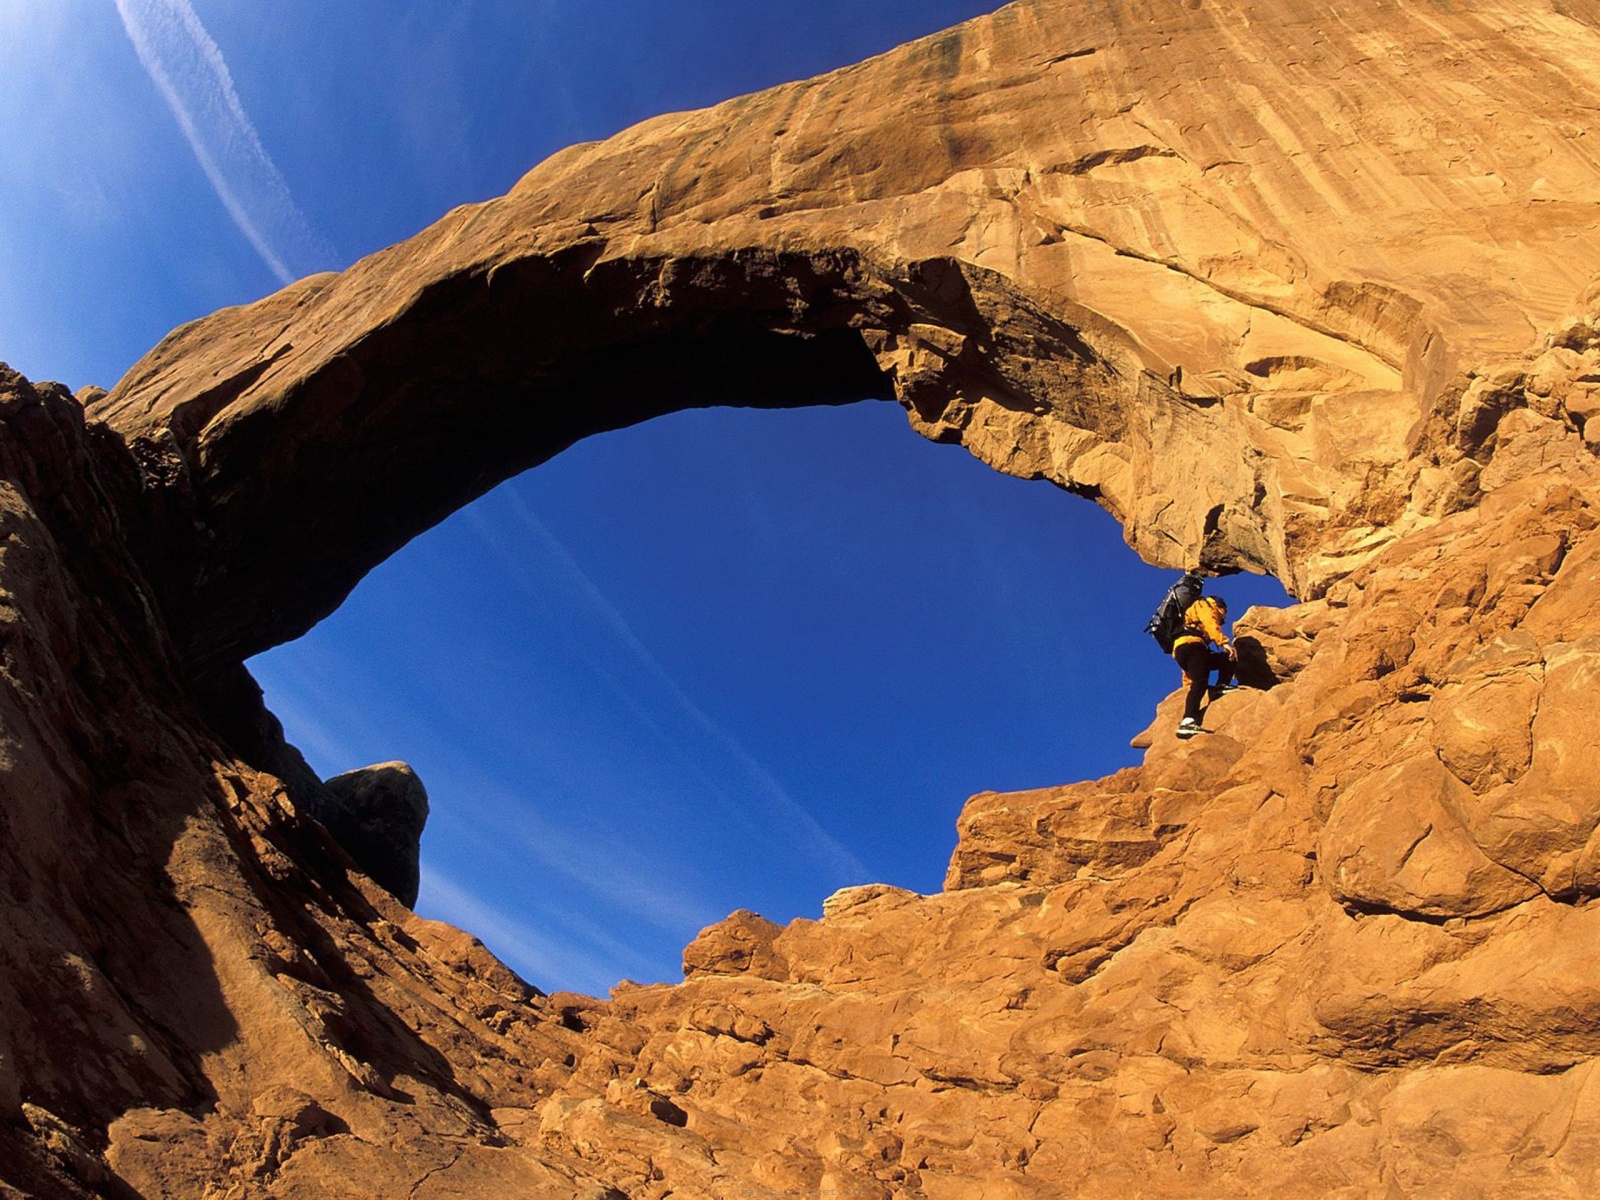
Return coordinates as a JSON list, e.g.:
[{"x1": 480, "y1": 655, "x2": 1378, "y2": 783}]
[{"x1": 6, "y1": 0, "x2": 1600, "y2": 1195}]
